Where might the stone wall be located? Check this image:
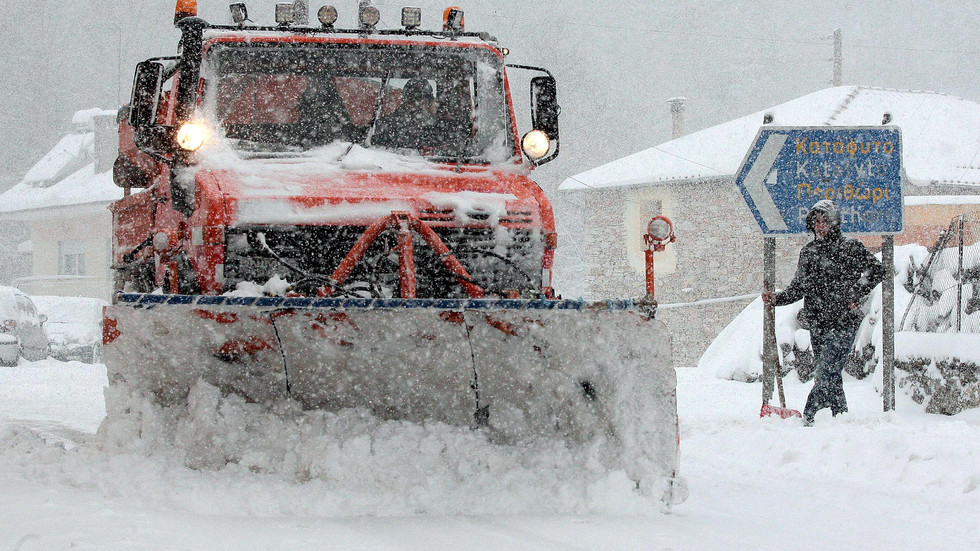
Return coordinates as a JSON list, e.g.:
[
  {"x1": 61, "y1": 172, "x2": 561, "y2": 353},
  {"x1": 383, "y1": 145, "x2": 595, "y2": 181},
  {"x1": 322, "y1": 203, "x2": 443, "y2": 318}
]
[
  {"x1": 569, "y1": 178, "x2": 808, "y2": 367},
  {"x1": 656, "y1": 300, "x2": 754, "y2": 367}
]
